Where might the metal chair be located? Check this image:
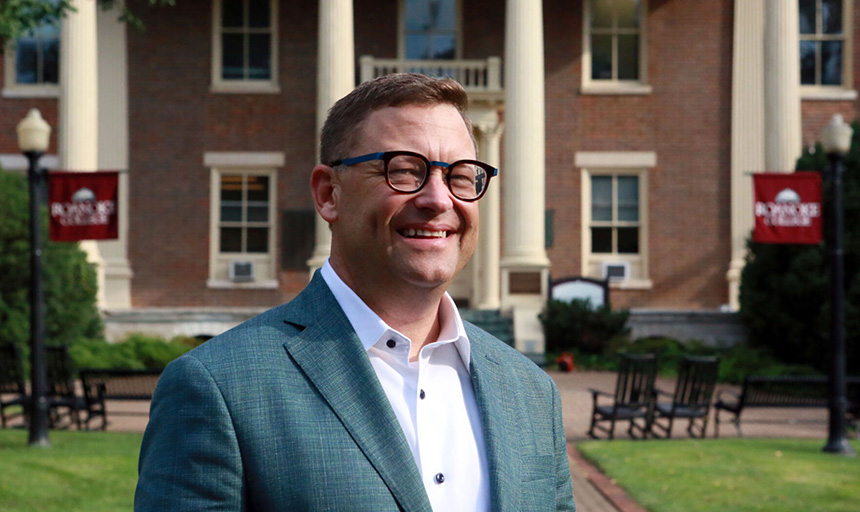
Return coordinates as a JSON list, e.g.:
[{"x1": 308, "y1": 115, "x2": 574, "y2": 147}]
[
  {"x1": 0, "y1": 343, "x2": 29, "y2": 428},
  {"x1": 648, "y1": 356, "x2": 720, "y2": 439},
  {"x1": 45, "y1": 345, "x2": 88, "y2": 429},
  {"x1": 588, "y1": 353, "x2": 658, "y2": 439}
]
